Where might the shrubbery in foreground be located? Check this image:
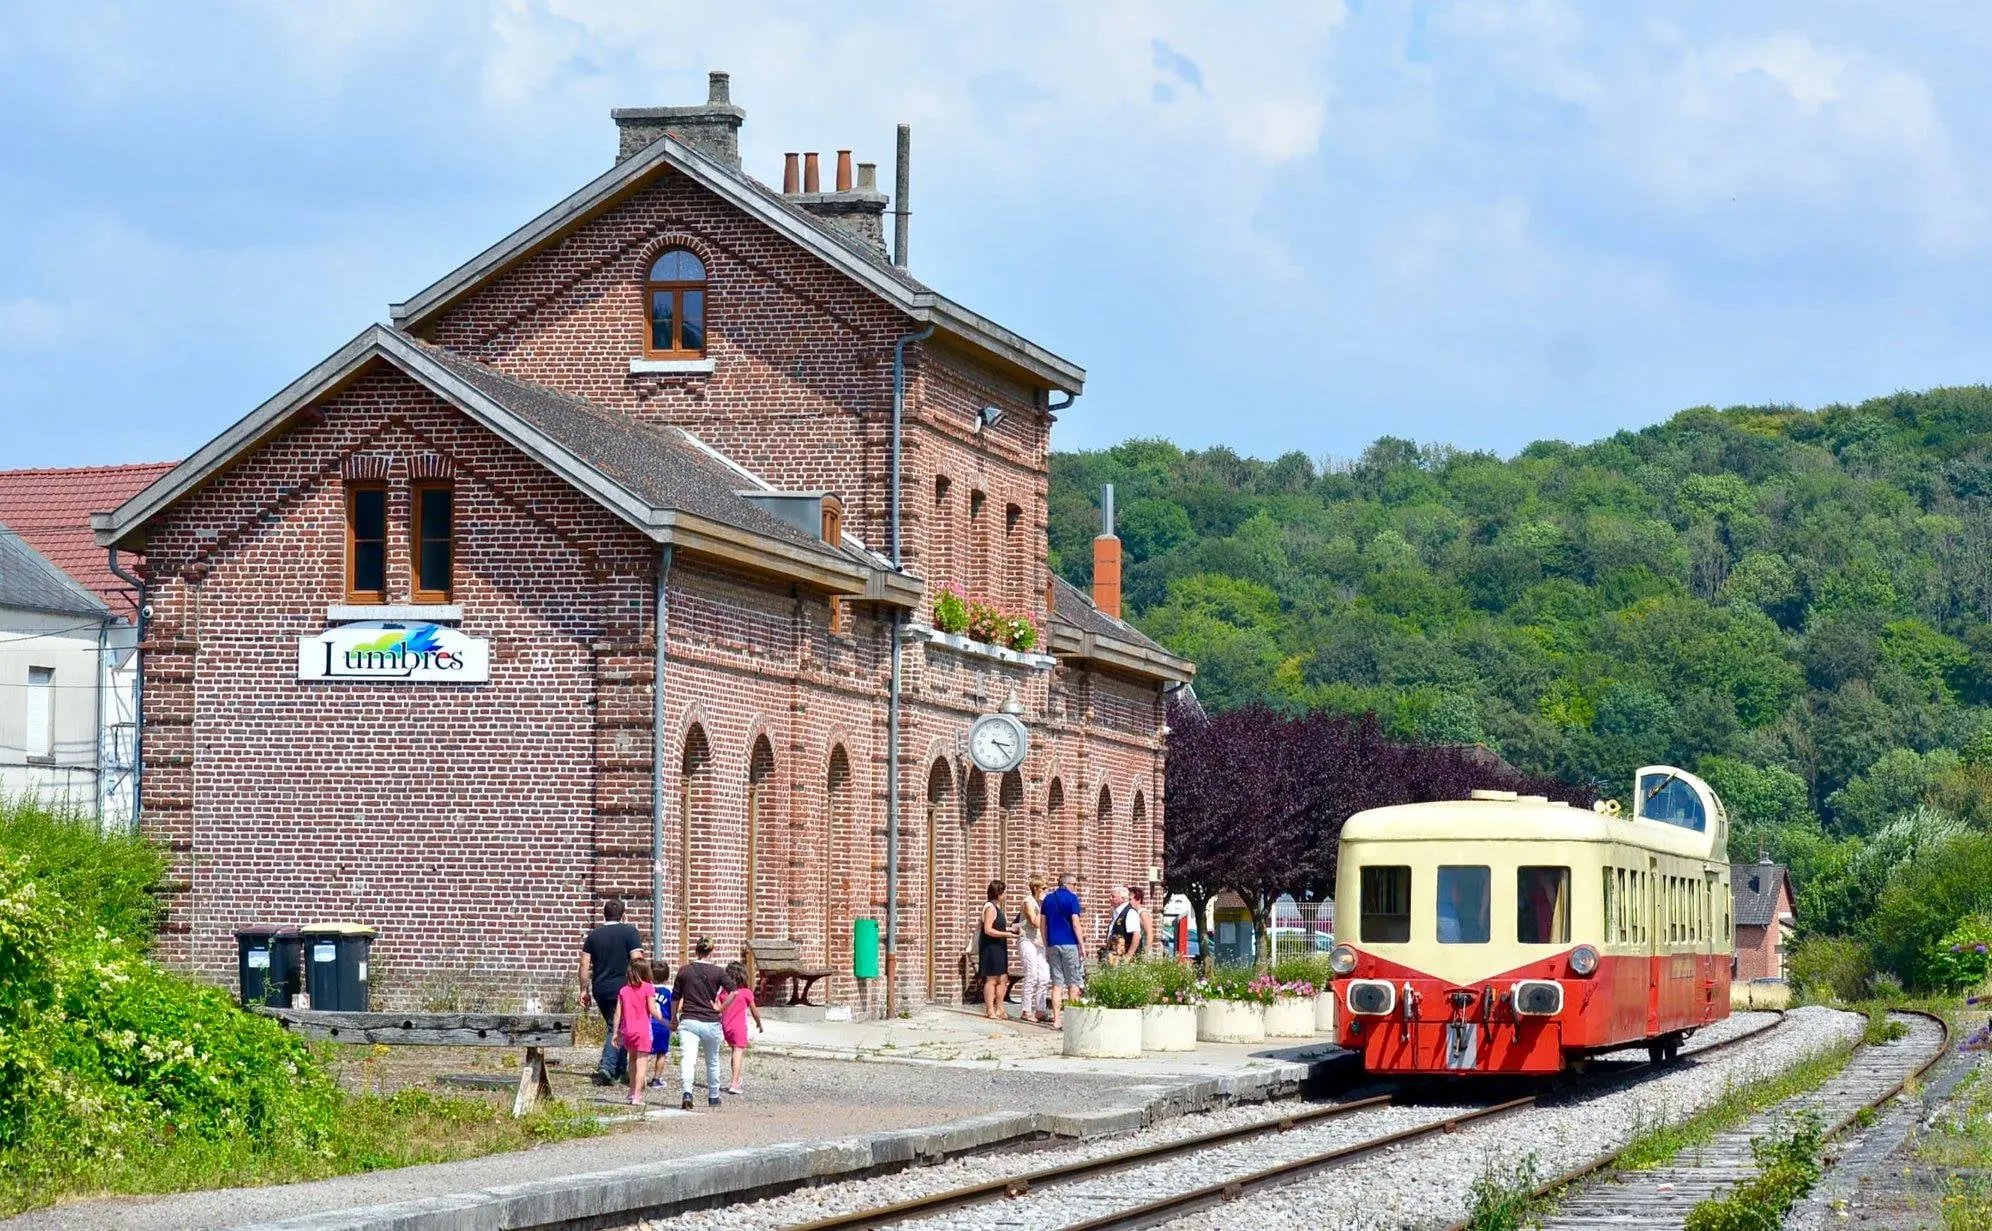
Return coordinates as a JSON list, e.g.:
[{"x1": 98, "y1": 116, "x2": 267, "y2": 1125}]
[{"x1": 0, "y1": 804, "x2": 592, "y2": 1214}]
